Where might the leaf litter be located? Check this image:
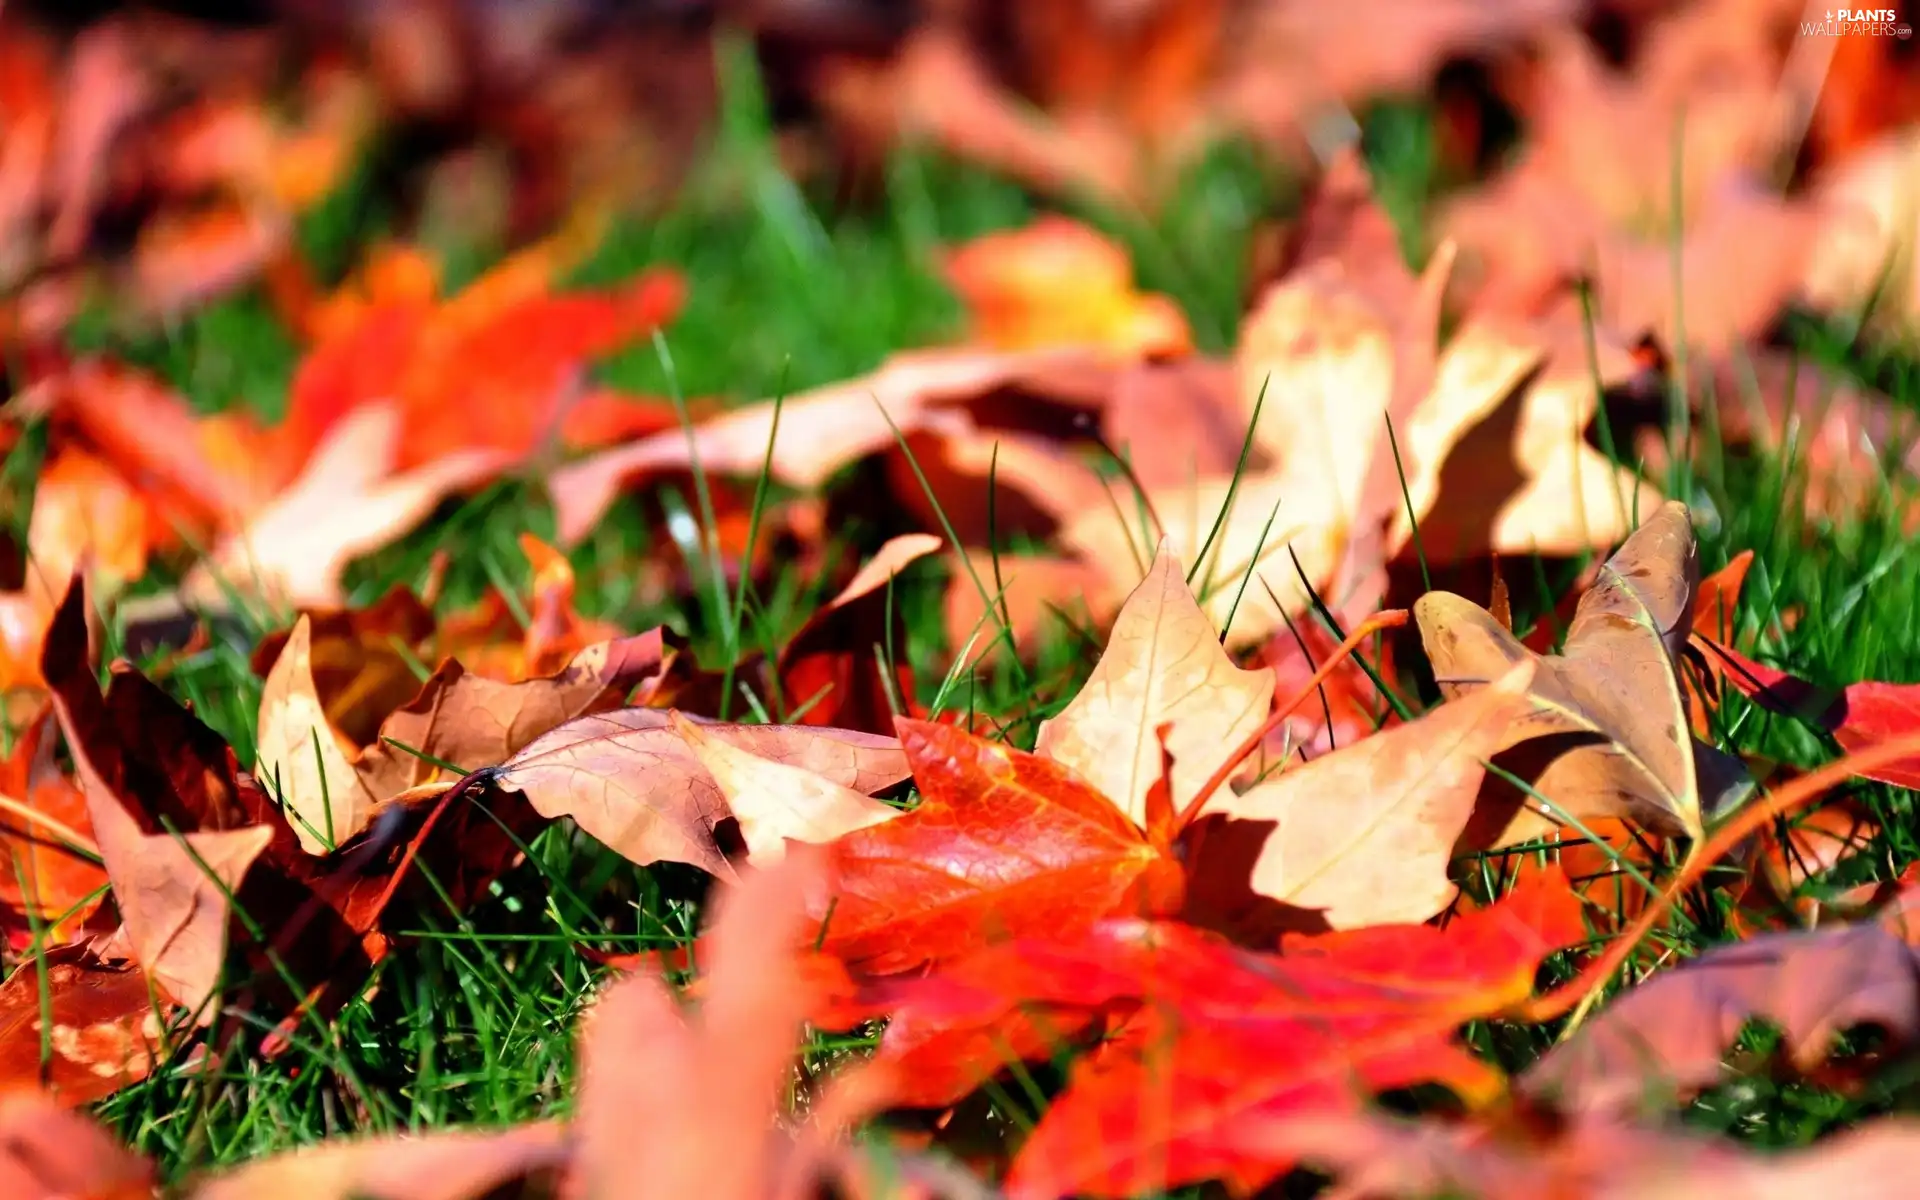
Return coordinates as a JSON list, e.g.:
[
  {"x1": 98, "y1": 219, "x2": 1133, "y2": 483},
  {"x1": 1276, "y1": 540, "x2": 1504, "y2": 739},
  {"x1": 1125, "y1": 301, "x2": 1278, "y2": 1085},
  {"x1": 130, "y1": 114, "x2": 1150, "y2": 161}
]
[{"x1": 4, "y1": 3, "x2": 1920, "y2": 1197}]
